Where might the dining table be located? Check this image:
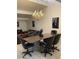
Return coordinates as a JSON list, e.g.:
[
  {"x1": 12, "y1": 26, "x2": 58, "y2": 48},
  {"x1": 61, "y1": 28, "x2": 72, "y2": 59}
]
[{"x1": 23, "y1": 33, "x2": 53, "y2": 43}]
